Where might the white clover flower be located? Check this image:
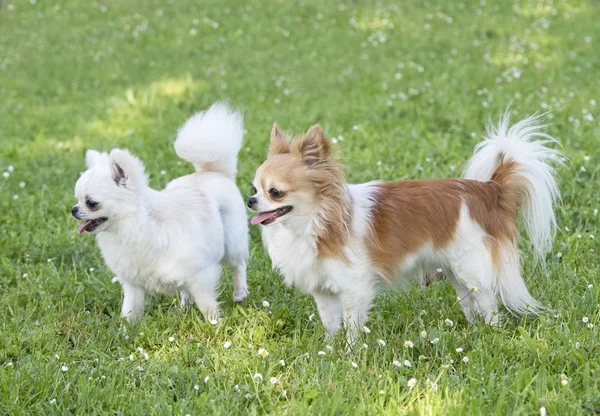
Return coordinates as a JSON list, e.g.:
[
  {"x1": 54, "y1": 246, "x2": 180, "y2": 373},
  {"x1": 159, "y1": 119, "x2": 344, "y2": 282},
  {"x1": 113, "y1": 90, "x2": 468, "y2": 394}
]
[
  {"x1": 244, "y1": 393, "x2": 252, "y2": 400},
  {"x1": 269, "y1": 377, "x2": 278, "y2": 384},
  {"x1": 194, "y1": 384, "x2": 200, "y2": 390},
  {"x1": 143, "y1": 352, "x2": 149, "y2": 360},
  {"x1": 378, "y1": 339, "x2": 386, "y2": 347},
  {"x1": 168, "y1": 336, "x2": 175, "y2": 342},
  {"x1": 351, "y1": 362, "x2": 358, "y2": 368},
  {"x1": 262, "y1": 300, "x2": 270, "y2": 308},
  {"x1": 419, "y1": 330, "x2": 427, "y2": 339},
  {"x1": 234, "y1": 385, "x2": 240, "y2": 392},
  {"x1": 279, "y1": 360, "x2": 285, "y2": 366},
  {"x1": 253, "y1": 373, "x2": 263, "y2": 382},
  {"x1": 444, "y1": 319, "x2": 454, "y2": 327},
  {"x1": 588, "y1": 284, "x2": 593, "y2": 289},
  {"x1": 318, "y1": 351, "x2": 326, "y2": 356},
  {"x1": 560, "y1": 374, "x2": 568, "y2": 380},
  {"x1": 61, "y1": 365, "x2": 68, "y2": 372},
  {"x1": 431, "y1": 338, "x2": 440, "y2": 344},
  {"x1": 223, "y1": 341, "x2": 232, "y2": 349},
  {"x1": 404, "y1": 360, "x2": 412, "y2": 367},
  {"x1": 582, "y1": 317, "x2": 589, "y2": 323},
  {"x1": 209, "y1": 319, "x2": 218, "y2": 325},
  {"x1": 407, "y1": 378, "x2": 417, "y2": 389},
  {"x1": 325, "y1": 345, "x2": 333, "y2": 352},
  {"x1": 561, "y1": 379, "x2": 568, "y2": 387},
  {"x1": 540, "y1": 406, "x2": 547, "y2": 416},
  {"x1": 393, "y1": 360, "x2": 401, "y2": 367},
  {"x1": 363, "y1": 343, "x2": 369, "y2": 349},
  {"x1": 3, "y1": 172, "x2": 9, "y2": 179},
  {"x1": 362, "y1": 325, "x2": 371, "y2": 334},
  {"x1": 257, "y1": 348, "x2": 269, "y2": 358},
  {"x1": 462, "y1": 356, "x2": 469, "y2": 364},
  {"x1": 588, "y1": 323, "x2": 594, "y2": 329},
  {"x1": 456, "y1": 347, "x2": 463, "y2": 353},
  {"x1": 404, "y1": 340, "x2": 414, "y2": 348},
  {"x1": 204, "y1": 376, "x2": 209, "y2": 383}
]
